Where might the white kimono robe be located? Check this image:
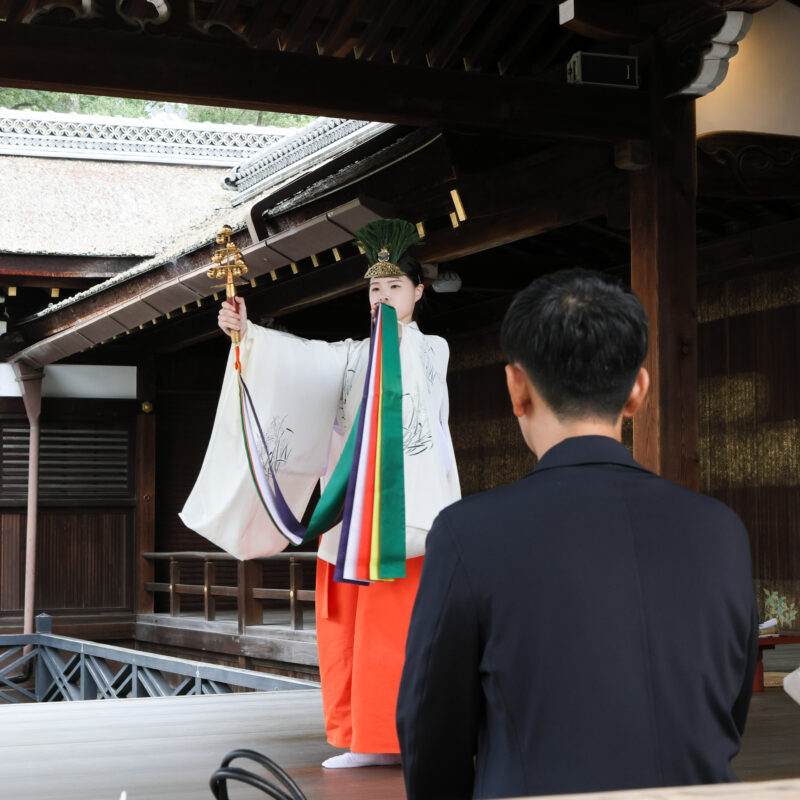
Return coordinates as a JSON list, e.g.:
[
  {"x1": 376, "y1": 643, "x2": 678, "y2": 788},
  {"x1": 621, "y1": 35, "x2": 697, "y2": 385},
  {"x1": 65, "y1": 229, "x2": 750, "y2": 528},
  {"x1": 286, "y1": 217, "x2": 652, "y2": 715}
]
[{"x1": 180, "y1": 319, "x2": 461, "y2": 563}]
